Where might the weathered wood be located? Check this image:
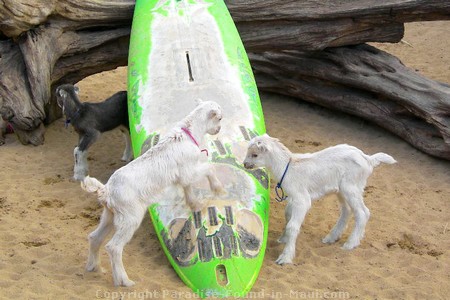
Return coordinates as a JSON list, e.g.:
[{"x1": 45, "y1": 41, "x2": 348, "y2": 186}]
[
  {"x1": 0, "y1": 1, "x2": 134, "y2": 38},
  {"x1": 0, "y1": 40, "x2": 42, "y2": 129},
  {"x1": 0, "y1": 23, "x2": 129, "y2": 144},
  {"x1": 226, "y1": 0, "x2": 450, "y2": 22},
  {"x1": 250, "y1": 45, "x2": 450, "y2": 159},
  {"x1": 3, "y1": 1, "x2": 450, "y2": 47},
  {"x1": 237, "y1": 20, "x2": 403, "y2": 52}
]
